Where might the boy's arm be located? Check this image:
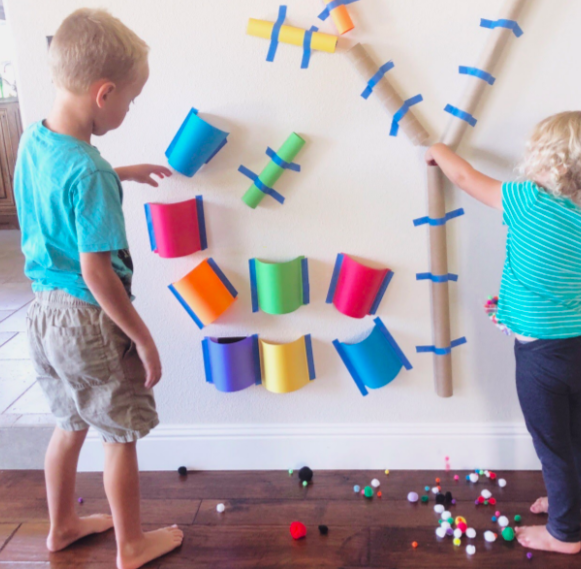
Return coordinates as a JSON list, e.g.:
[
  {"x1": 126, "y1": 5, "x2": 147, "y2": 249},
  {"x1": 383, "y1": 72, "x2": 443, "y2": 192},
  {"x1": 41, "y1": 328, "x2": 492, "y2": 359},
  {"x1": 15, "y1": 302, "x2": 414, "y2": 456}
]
[
  {"x1": 115, "y1": 164, "x2": 172, "y2": 187},
  {"x1": 426, "y1": 143, "x2": 503, "y2": 210},
  {"x1": 80, "y1": 251, "x2": 162, "y2": 389}
]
